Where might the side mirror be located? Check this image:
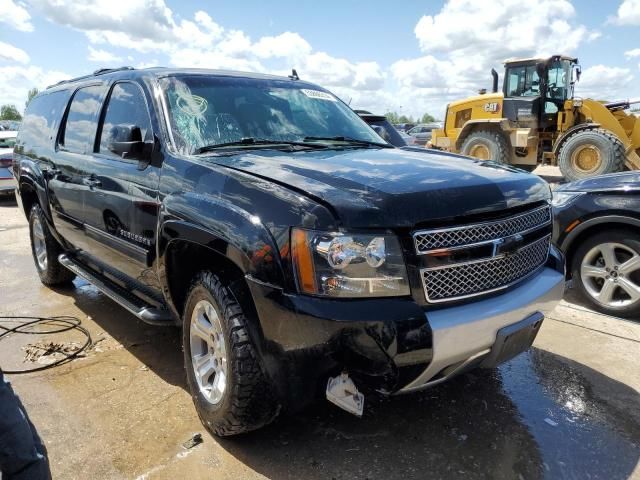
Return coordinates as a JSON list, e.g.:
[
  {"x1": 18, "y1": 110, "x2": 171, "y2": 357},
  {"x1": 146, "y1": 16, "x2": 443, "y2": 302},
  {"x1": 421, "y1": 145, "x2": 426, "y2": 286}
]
[{"x1": 108, "y1": 125, "x2": 152, "y2": 166}]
